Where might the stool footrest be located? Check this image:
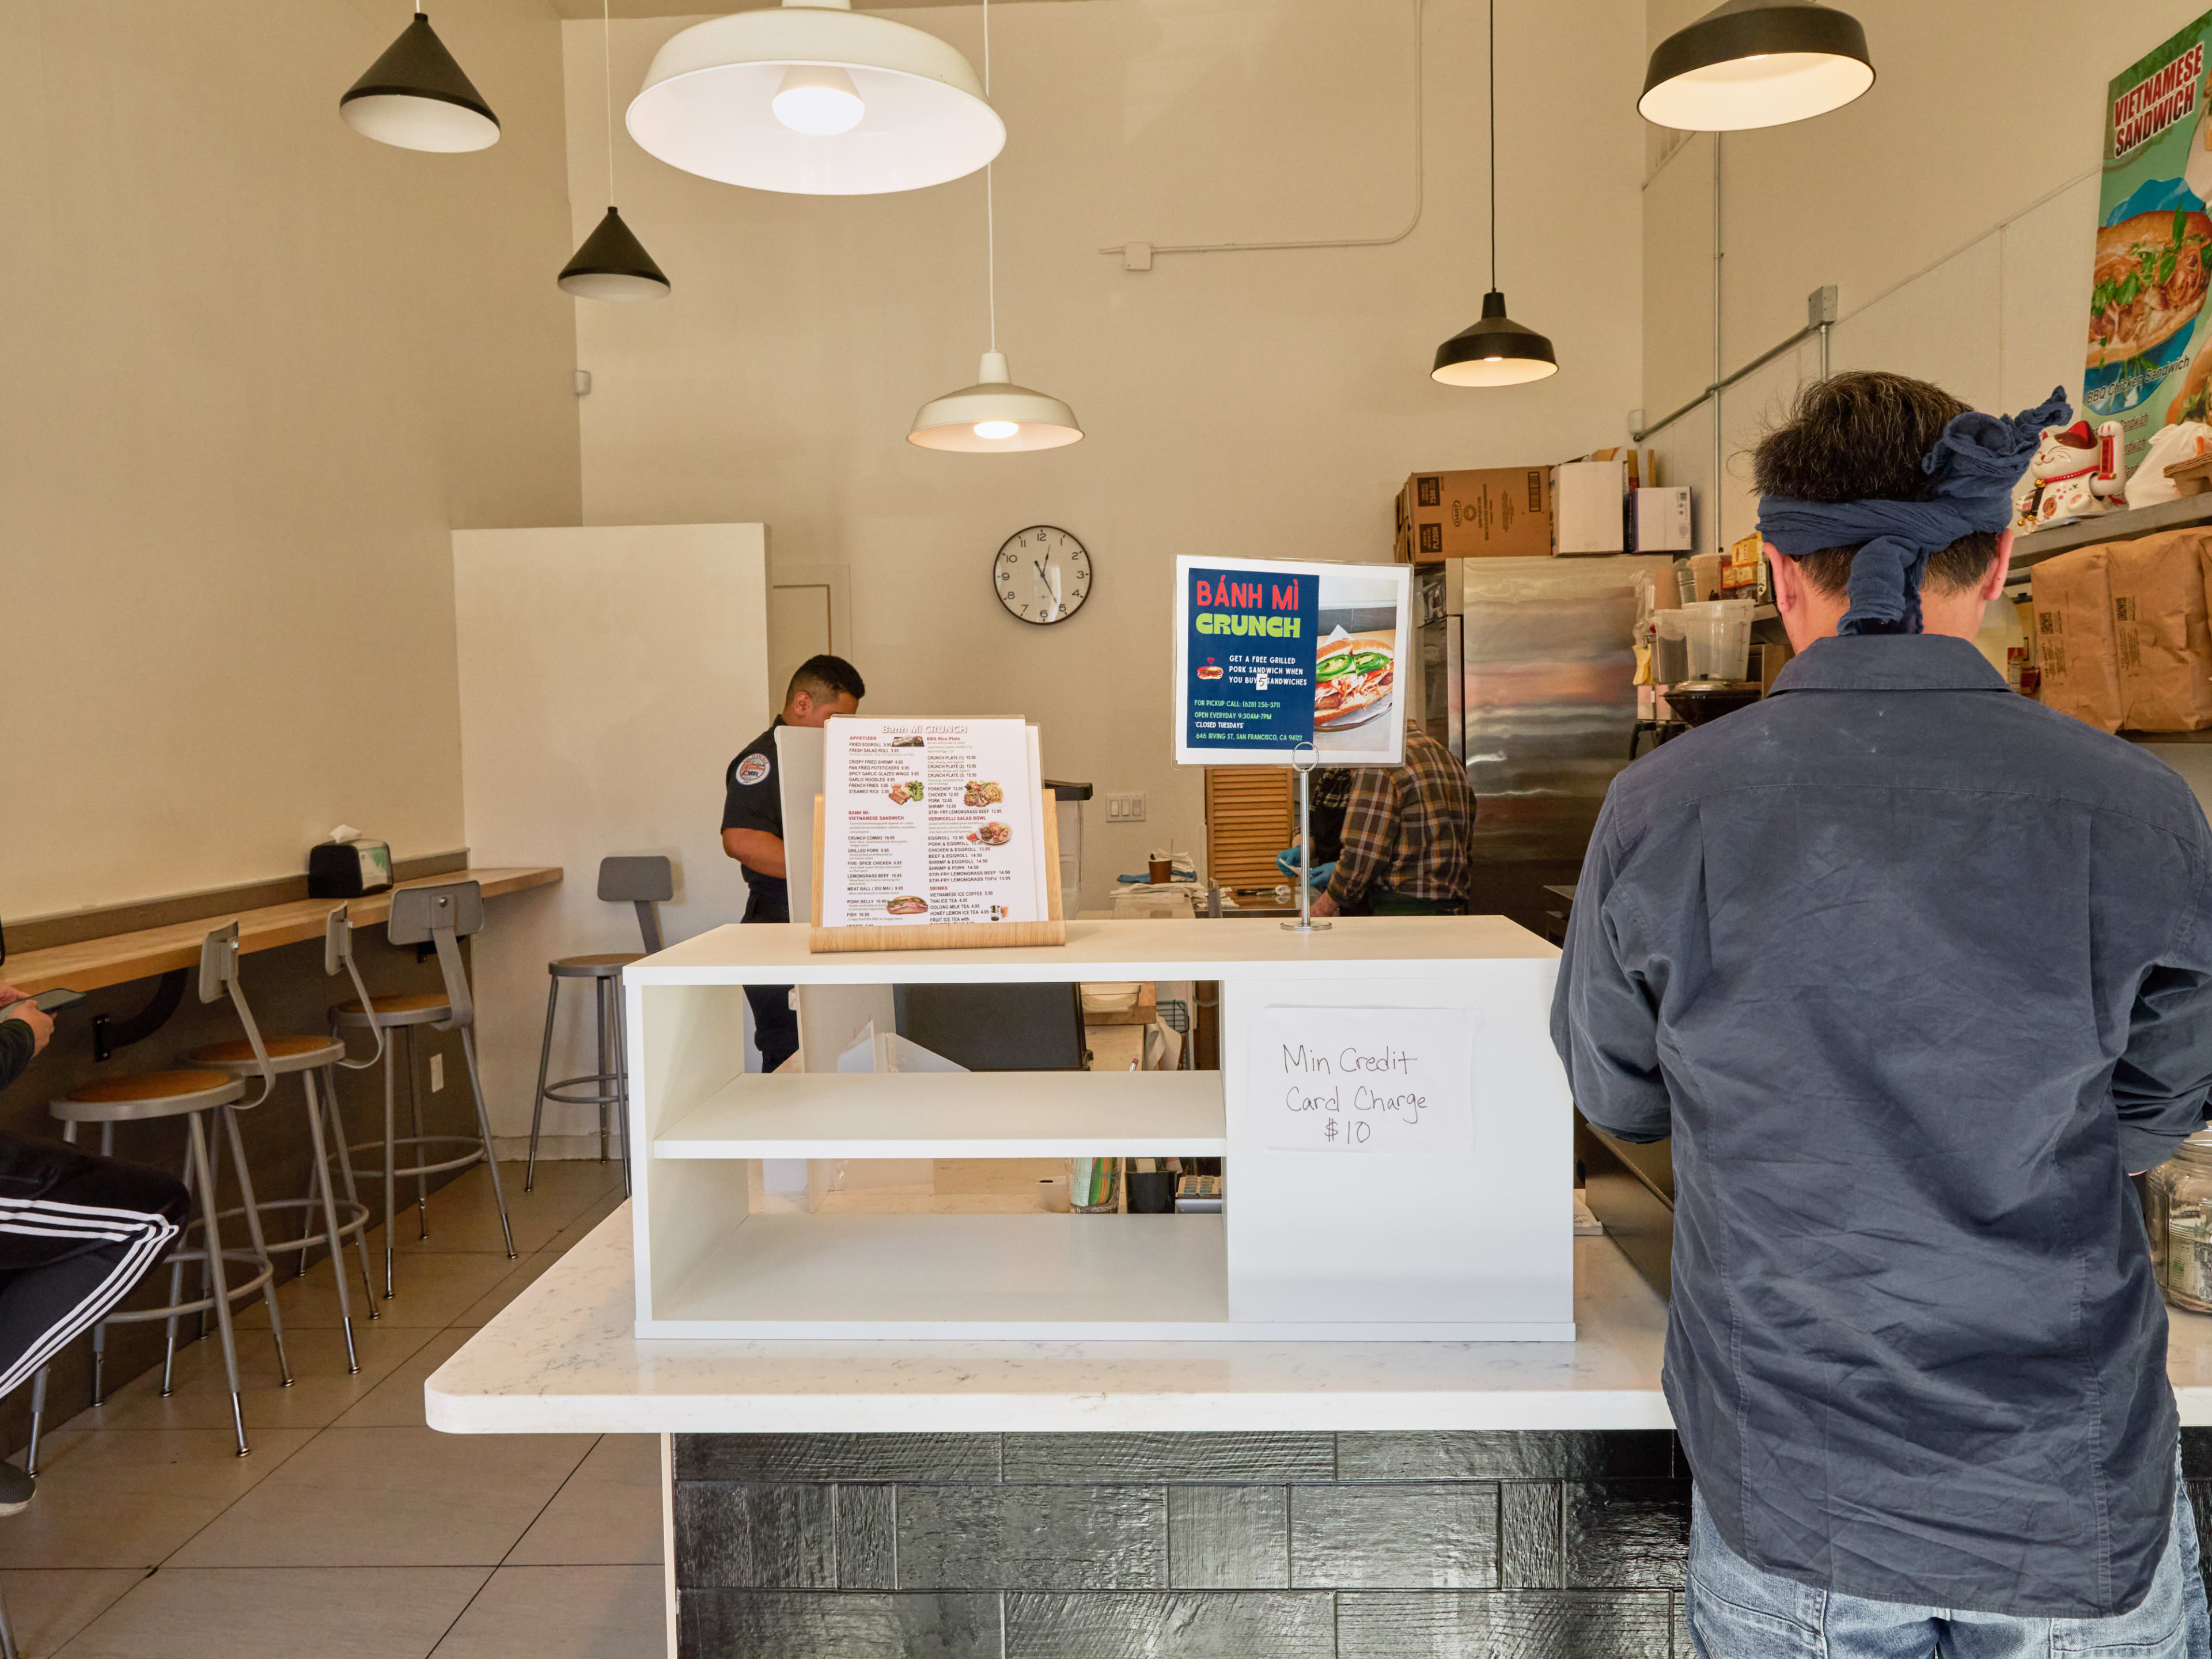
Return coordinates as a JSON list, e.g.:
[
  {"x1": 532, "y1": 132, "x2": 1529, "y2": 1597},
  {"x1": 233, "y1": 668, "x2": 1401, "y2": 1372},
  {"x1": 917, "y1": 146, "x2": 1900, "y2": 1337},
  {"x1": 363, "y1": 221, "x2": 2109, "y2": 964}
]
[
  {"x1": 348, "y1": 1134, "x2": 487, "y2": 1184},
  {"x1": 541, "y1": 1072, "x2": 623, "y2": 1109}
]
